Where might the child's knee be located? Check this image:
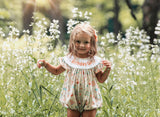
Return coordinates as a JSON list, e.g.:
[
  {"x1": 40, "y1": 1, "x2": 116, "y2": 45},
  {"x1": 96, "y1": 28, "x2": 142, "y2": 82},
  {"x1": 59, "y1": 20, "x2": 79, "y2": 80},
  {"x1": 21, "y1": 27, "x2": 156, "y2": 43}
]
[
  {"x1": 82, "y1": 109, "x2": 97, "y2": 117},
  {"x1": 67, "y1": 109, "x2": 81, "y2": 117}
]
